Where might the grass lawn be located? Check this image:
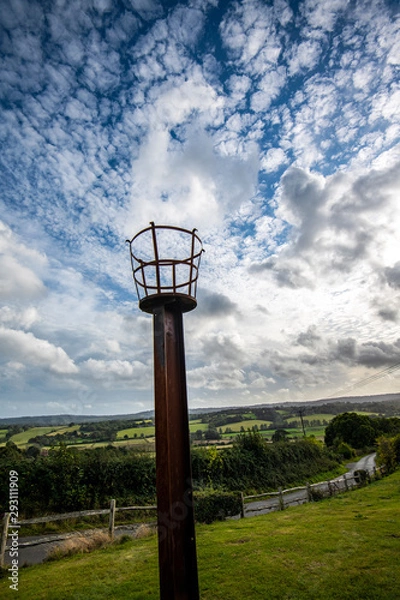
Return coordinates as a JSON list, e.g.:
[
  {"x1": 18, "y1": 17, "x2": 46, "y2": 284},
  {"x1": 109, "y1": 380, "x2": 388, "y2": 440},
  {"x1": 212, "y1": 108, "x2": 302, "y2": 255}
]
[{"x1": 2, "y1": 470, "x2": 399, "y2": 599}]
